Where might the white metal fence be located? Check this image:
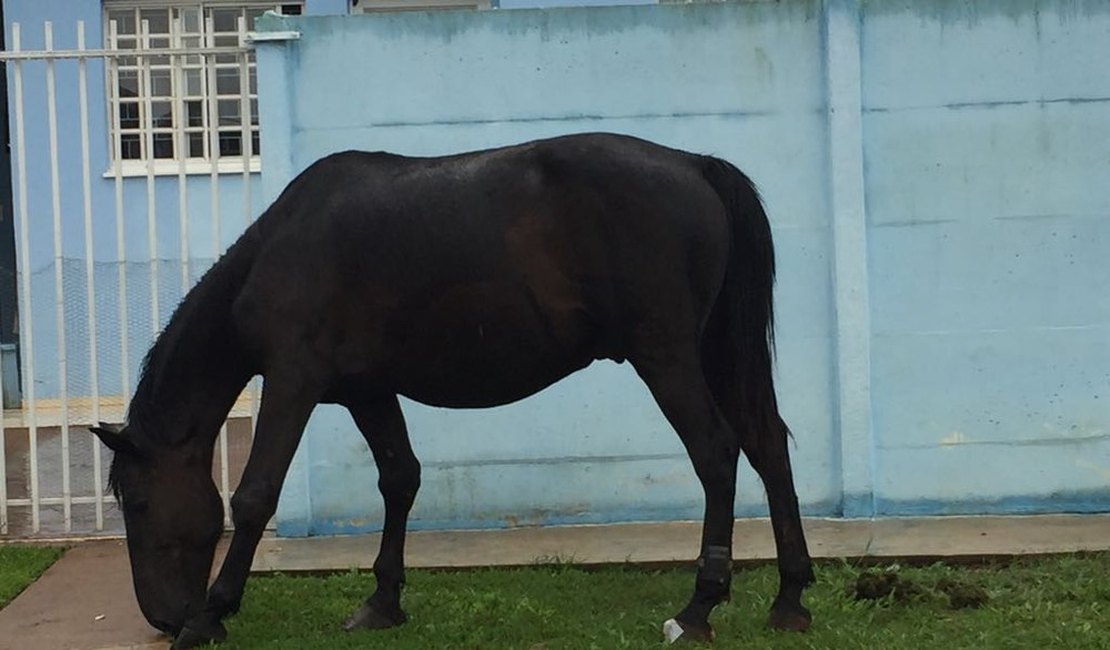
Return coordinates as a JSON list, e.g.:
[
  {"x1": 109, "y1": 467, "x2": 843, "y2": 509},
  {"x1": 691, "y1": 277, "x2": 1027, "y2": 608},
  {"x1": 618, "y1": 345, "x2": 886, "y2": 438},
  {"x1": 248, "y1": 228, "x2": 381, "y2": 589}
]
[{"x1": 0, "y1": 18, "x2": 267, "y2": 537}]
